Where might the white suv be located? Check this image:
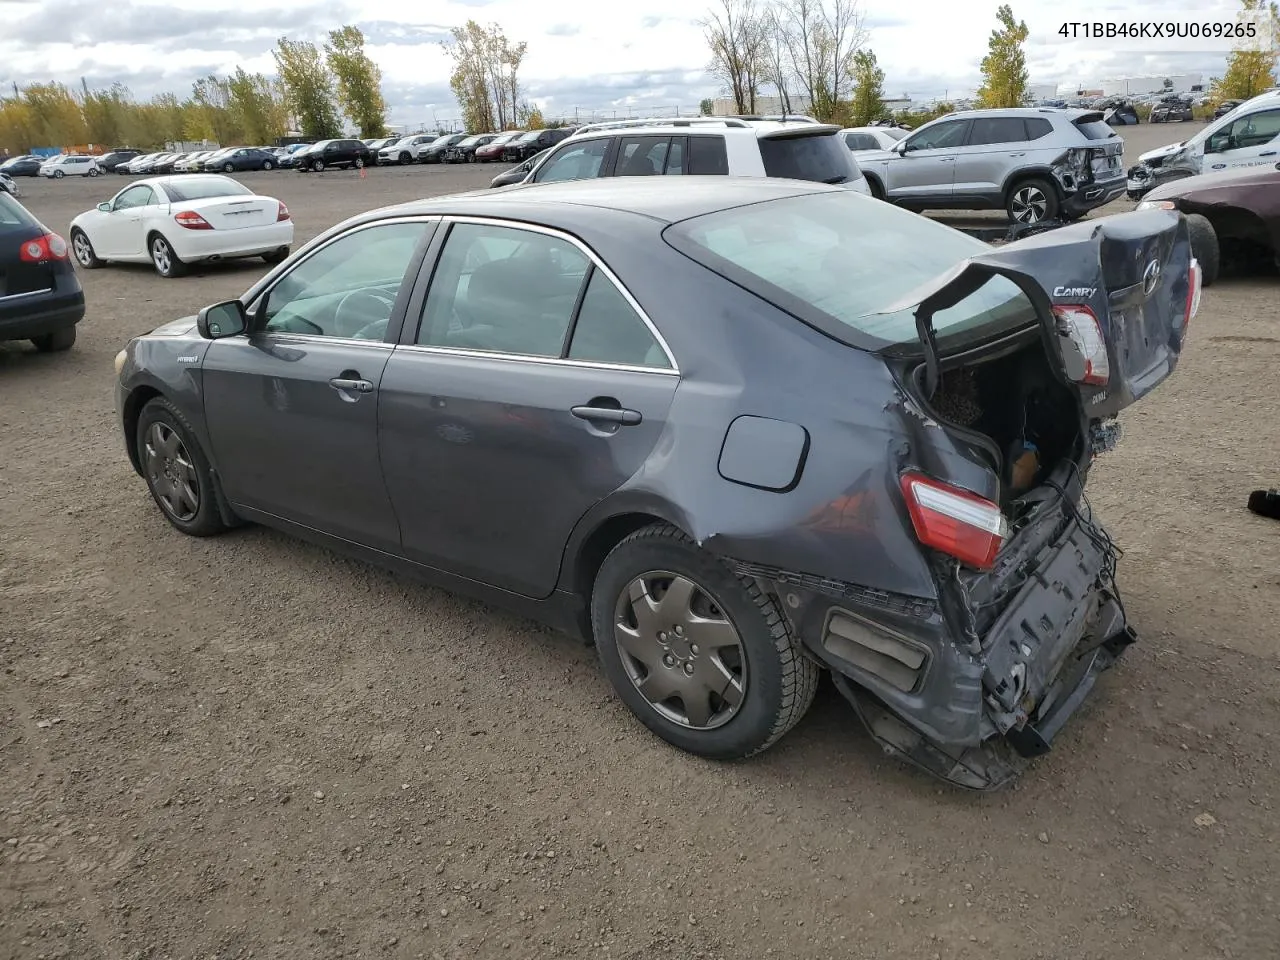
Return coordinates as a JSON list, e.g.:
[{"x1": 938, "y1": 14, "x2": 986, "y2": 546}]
[
  {"x1": 38, "y1": 155, "x2": 101, "y2": 179},
  {"x1": 1128, "y1": 89, "x2": 1280, "y2": 198},
  {"x1": 378, "y1": 135, "x2": 440, "y2": 166},
  {"x1": 514, "y1": 117, "x2": 871, "y2": 194}
]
